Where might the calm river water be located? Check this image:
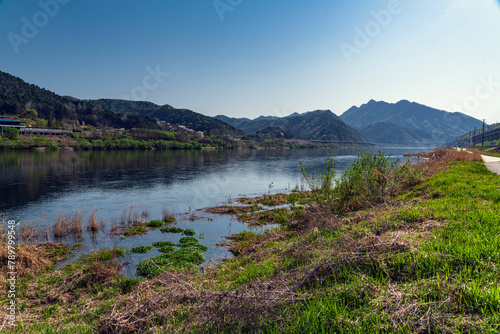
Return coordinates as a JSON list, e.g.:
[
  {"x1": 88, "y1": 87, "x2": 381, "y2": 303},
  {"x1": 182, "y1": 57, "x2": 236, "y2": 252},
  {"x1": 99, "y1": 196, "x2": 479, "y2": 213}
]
[{"x1": 0, "y1": 147, "x2": 425, "y2": 275}]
